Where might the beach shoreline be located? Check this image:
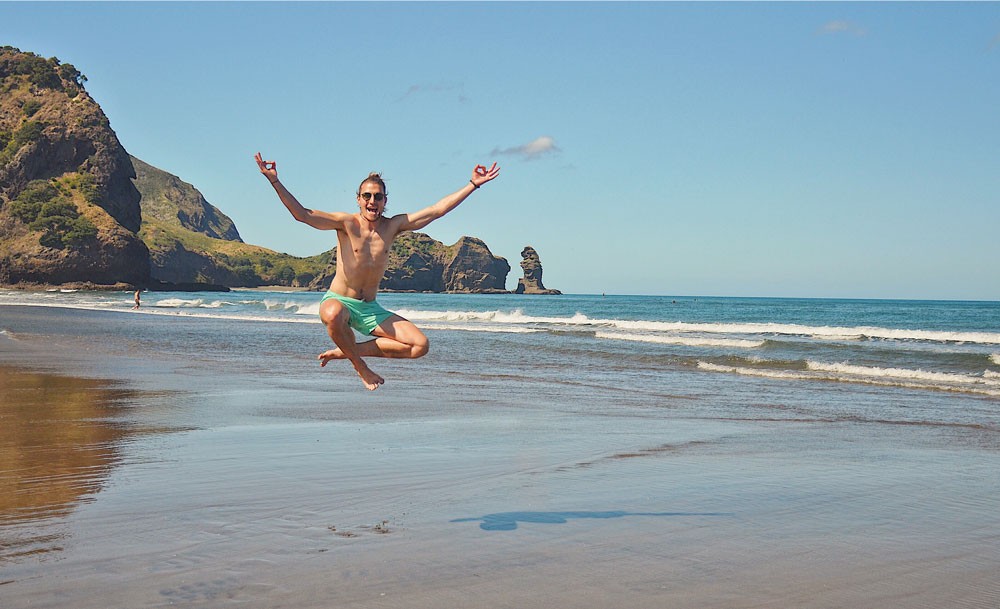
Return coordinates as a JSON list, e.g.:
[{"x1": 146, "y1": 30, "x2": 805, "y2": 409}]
[{"x1": 1, "y1": 301, "x2": 998, "y2": 608}]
